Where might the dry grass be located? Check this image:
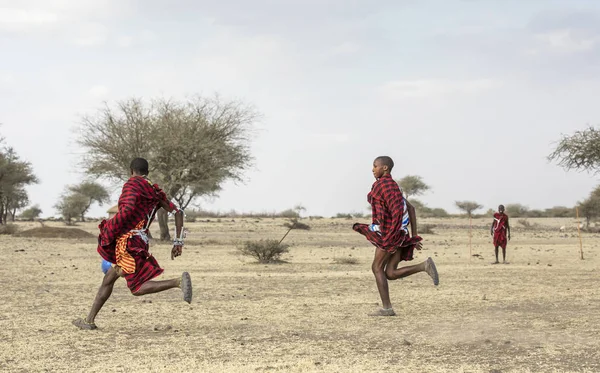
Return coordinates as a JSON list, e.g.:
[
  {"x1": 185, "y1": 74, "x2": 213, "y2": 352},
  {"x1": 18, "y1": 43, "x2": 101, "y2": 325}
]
[{"x1": 1, "y1": 217, "x2": 599, "y2": 372}]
